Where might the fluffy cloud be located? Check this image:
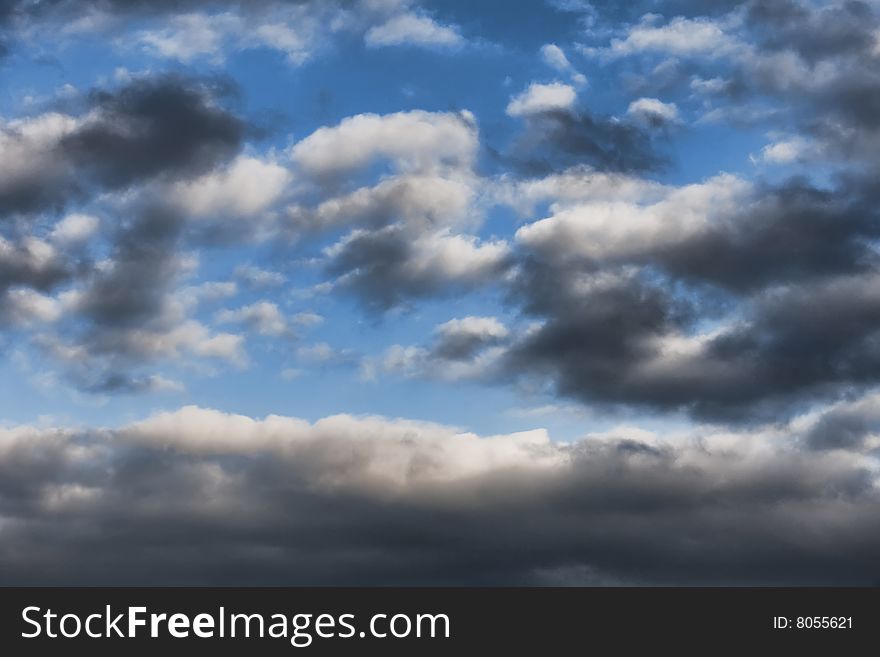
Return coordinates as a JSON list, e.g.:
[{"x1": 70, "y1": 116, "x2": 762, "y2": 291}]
[
  {"x1": 216, "y1": 301, "x2": 291, "y2": 337},
  {"x1": 540, "y1": 44, "x2": 587, "y2": 85},
  {"x1": 49, "y1": 213, "x2": 100, "y2": 245},
  {"x1": 373, "y1": 316, "x2": 511, "y2": 382},
  {"x1": 626, "y1": 97, "x2": 681, "y2": 126},
  {"x1": 1, "y1": 1, "x2": 466, "y2": 64},
  {"x1": 286, "y1": 108, "x2": 495, "y2": 309},
  {"x1": 325, "y1": 227, "x2": 510, "y2": 311},
  {"x1": 506, "y1": 82, "x2": 577, "y2": 117},
  {"x1": 290, "y1": 109, "x2": 478, "y2": 177},
  {"x1": 285, "y1": 173, "x2": 477, "y2": 235},
  {"x1": 365, "y1": 12, "x2": 464, "y2": 49},
  {"x1": 607, "y1": 15, "x2": 742, "y2": 58},
  {"x1": 172, "y1": 155, "x2": 292, "y2": 220},
  {"x1": 515, "y1": 173, "x2": 748, "y2": 263}
]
